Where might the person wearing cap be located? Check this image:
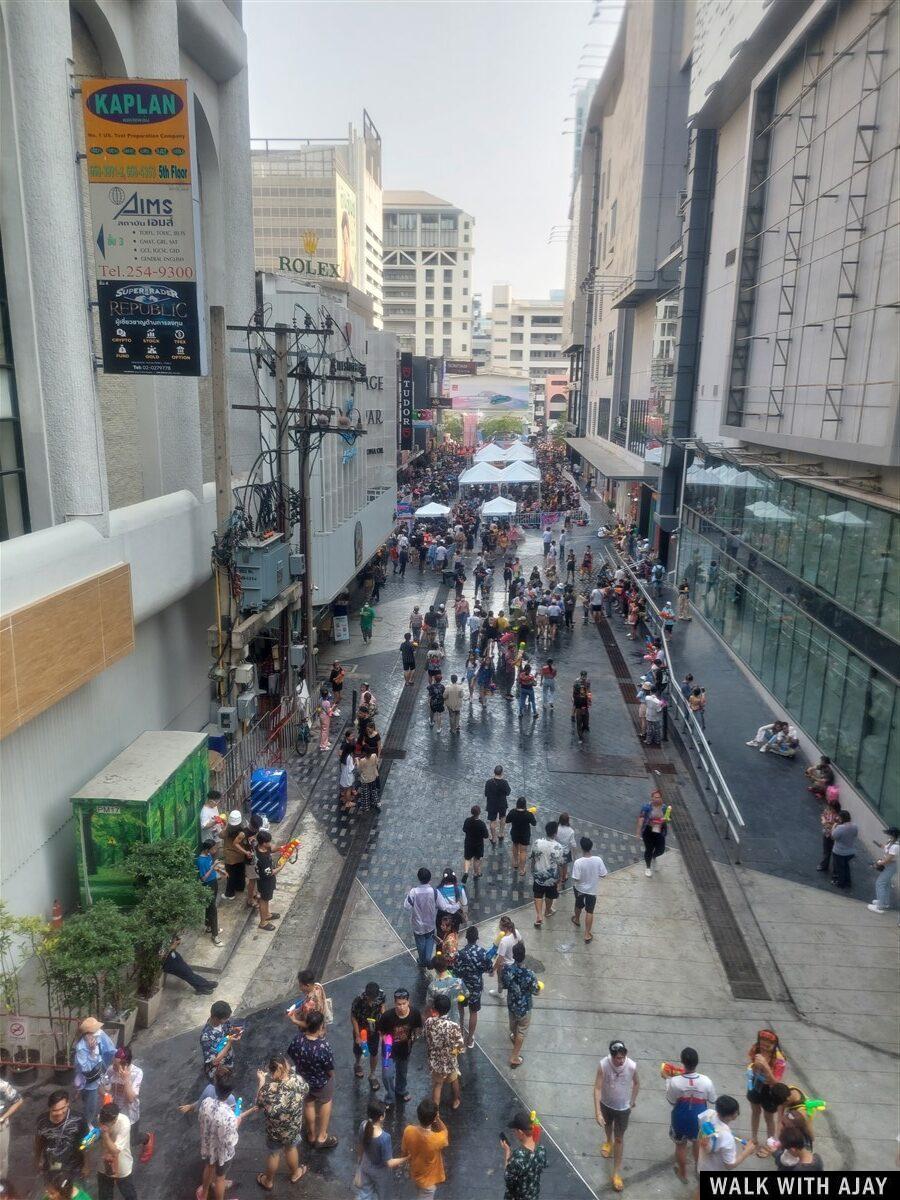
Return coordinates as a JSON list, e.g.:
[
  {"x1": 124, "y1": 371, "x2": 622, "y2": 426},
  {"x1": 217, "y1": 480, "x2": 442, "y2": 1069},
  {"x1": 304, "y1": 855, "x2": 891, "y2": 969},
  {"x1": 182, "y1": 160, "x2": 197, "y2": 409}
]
[
  {"x1": 221, "y1": 812, "x2": 252, "y2": 899},
  {"x1": 378, "y1": 989, "x2": 423, "y2": 1107},
  {"x1": 73, "y1": 1017, "x2": 115, "y2": 1126},
  {"x1": 594, "y1": 1040, "x2": 639, "y2": 1192},
  {"x1": 351, "y1": 981, "x2": 386, "y2": 1090},
  {"x1": 501, "y1": 1111, "x2": 548, "y2": 1200},
  {"x1": 869, "y1": 827, "x2": 899, "y2": 913}
]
